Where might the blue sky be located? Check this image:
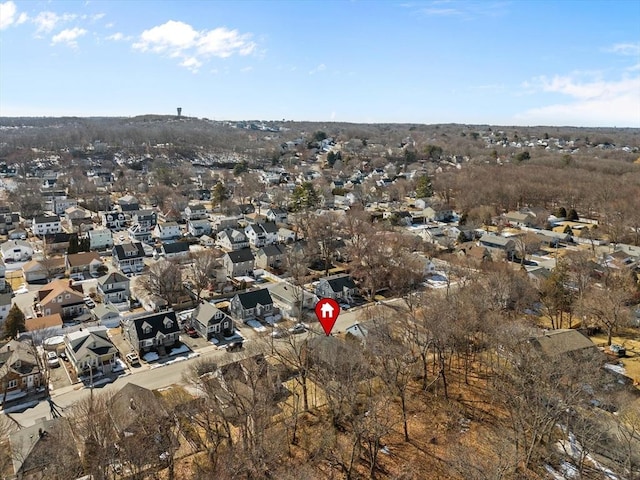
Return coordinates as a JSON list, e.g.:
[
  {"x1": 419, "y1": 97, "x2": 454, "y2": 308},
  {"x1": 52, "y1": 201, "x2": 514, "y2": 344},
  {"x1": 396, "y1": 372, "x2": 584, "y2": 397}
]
[{"x1": 1, "y1": 0, "x2": 639, "y2": 127}]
